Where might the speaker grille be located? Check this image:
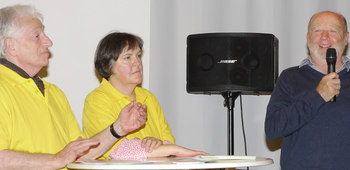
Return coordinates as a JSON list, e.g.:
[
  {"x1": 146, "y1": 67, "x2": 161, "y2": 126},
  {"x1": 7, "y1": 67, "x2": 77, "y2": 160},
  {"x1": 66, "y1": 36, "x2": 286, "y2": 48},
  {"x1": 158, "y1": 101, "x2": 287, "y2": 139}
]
[{"x1": 187, "y1": 33, "x2": 278, "y2": 95}]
